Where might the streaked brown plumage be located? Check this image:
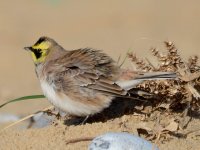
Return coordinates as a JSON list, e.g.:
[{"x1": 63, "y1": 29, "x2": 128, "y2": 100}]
[{"x1": 25, "y1": 37, "x2": 176, "y2": 116}]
